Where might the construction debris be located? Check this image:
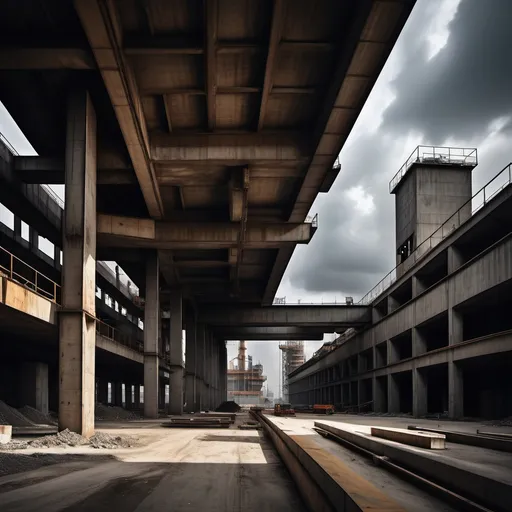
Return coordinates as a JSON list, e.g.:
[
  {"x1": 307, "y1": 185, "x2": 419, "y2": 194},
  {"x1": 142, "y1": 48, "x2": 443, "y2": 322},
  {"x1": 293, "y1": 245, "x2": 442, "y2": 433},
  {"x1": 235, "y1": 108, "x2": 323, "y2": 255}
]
[
  {"x1": 216, "y1": 401, "x2": 241, "y2": 413},
  {"x1": 0, "y1": 429, "x2": 137, "y2": 450}
]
